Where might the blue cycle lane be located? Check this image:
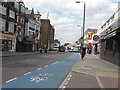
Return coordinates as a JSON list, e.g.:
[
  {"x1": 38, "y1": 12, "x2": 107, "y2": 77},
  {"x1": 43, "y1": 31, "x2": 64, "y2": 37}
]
[{"x1": 2, "y1": 53, "x2": 79, "y2": 89}]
